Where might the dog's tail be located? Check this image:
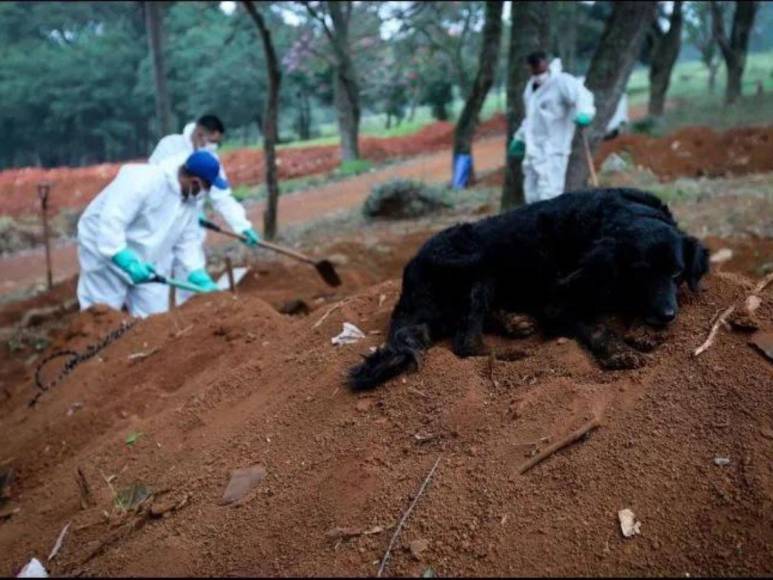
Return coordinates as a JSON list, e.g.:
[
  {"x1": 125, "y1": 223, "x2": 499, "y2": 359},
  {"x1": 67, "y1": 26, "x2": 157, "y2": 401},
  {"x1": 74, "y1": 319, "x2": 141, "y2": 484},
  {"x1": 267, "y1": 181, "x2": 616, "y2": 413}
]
[{"x1": 348, "y1": 322, "x2": 430, "y2": 391}]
